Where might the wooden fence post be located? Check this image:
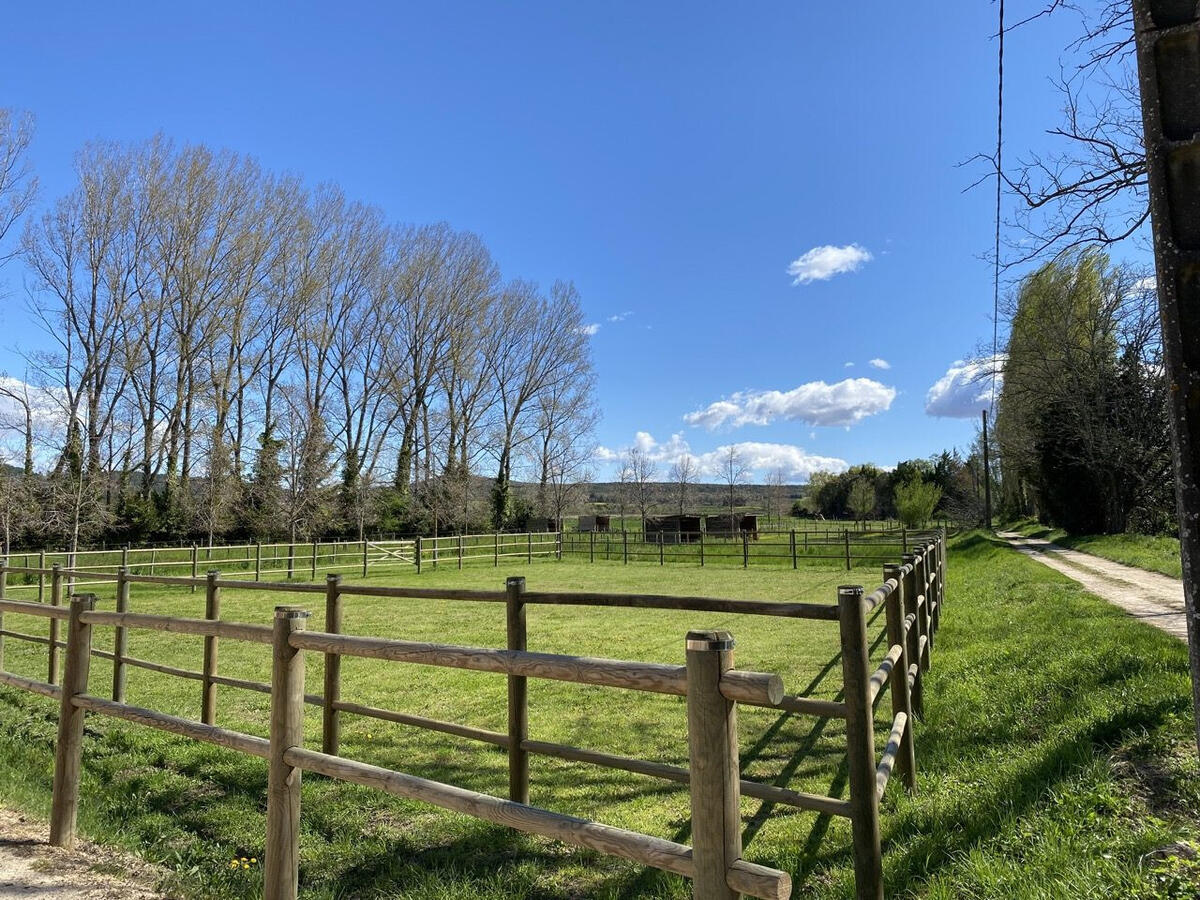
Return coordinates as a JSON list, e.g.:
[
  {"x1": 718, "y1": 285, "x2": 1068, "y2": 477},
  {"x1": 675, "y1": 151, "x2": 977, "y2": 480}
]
[
  {"x1": 589, "y1": 529, "x2": 595, "y2": 564},
  {"x1": 458, "y1": 534, "x2": 464, "y2": 570},
  {"x1": 685, "y1": 629, "x2": 740, "y2": 900},
  {"x1": 202, "y1": 570, "x2": 221, "y2": 726},
  {"x1": 38, "y1": 550, "x2": 46, "y2": 602},
  {"x1": 556, "y1": 530, "x2": 562, "y2": 561},
  {"x1": 264, "y1": 606, "x2": 309, "y2": 900},
  {"x1": 901, "y1": 528, "x2": 908, "y2": 554},
  {"x1": 255, "y1": 542, "x2": 262, "y2": 581},
  {"x1": 902, "y1": 554, "x2": 924, "y2": 718},
  {"x1": 416, "y1": 536, "x2": 423, "y2": 575},
  {"x1": 791, "y1": 530, "x2": 797, "y2": 569},
  {"x1": 322, "y1": 574, "x2": 343, "y2": 755},
  {"x1": 112, "y1": 567, "x2": 130, "y2": 703},
  {"x1": 742, "y1": 531, "x2": 749, "y2": 569},
  {"x1": 883, "y1": 564, "x2": 917, "y2": 792},
  {"x1": 527, "y1": 532, "x2": 532, "y2": 565},
  {"x1": 623, "y1": 529, "x2": 628, "y2": 565},
  {"x1": 659, "y1": 533, "x2": 665, "y2": 566},
  {"x1": 494, "y1": 532, "x2": 499, "y2": 567},
  {"x1": 0, "y1": 557, "x2": 6, "y2": 671},
  {"x1": 506, "y1": 576, "x2": 529, "y2": 804},
  {"x1": 50, "y1": 593, "x2": 97, "y2": 849},
  {"x1": 49, "y1": 564, "x2": 63, "y2": 685},
  {"x1": 844, "y1": 530, "x2": 852, "y2": 571},
  {"x1": 191, "y1": 544, "x2": 198, "y2": 592},
  {"x1": 361, "y1": 540, "x2": 368, "y2": 578},
  {"x1": 915, "y1": 548, "x2": 931, "y2": 670},
  {"x1": 838, "y1": 585, "x2": 883, "y2": 900},
  {"x1": 699, "y1": 528, "x2": 705, "y2": 567}
]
